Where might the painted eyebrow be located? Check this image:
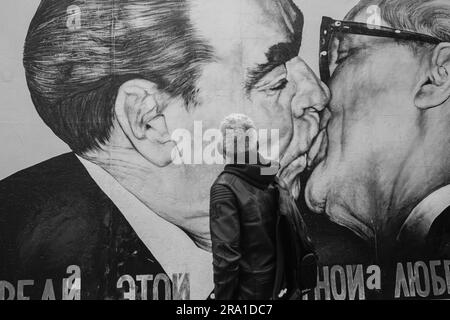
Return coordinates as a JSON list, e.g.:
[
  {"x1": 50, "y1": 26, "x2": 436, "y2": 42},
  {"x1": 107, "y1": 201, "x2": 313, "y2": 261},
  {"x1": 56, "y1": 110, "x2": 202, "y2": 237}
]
[{"x1": 245, "y1": 42, "x2": 299, "y2": 92}]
